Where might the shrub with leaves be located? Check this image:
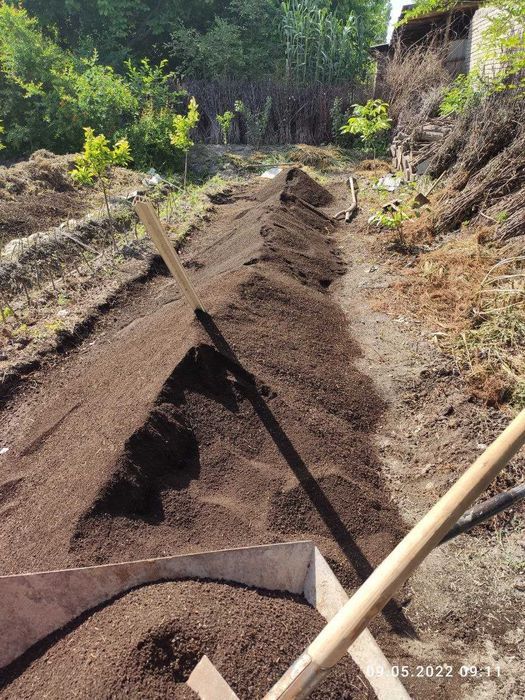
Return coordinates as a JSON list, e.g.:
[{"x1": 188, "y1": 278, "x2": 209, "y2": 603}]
[
  {"x1": 234, "y1": 97, "x2": 272, "y2": 148},
  {"x1": 0, "y1": 121, "x2": 5, "y2": 152},
  {"x1": 71, "y1": 128, "x2": 131, "y2": 241},
  {"x1": 123, "y1": 106, "x2": 179, "y2": 170},
  {"x1": 170, "y1": 97, "x2": 200, "y2": 187},
  {"x1": 439, "y1": 73, "x2": 484, "y2": 116},
  {"x1": 340, "y1": 99, "x2": 391, "y2": 157},
  {"x1": 216, "y1": 110, "x2": 235, "y2": 145}
]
